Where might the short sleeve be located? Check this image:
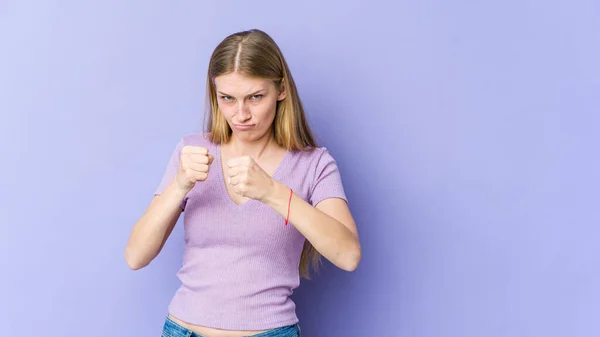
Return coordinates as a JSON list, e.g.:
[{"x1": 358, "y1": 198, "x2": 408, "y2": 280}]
[
  {"x1": 154, "y1": 138, "x2": 187, "y2": 209},
  {"x1": 309, "y1": 148, "x2": 348, "y2": 207}
]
